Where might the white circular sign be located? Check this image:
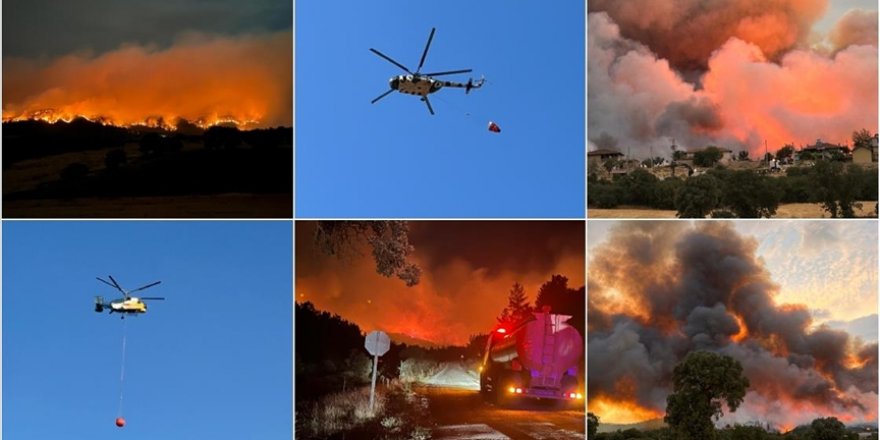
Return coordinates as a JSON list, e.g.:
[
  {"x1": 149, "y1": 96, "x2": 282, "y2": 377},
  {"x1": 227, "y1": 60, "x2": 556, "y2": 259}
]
[{"x1": 364, "y1": 330, "x2": 391, "y2": 356}]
